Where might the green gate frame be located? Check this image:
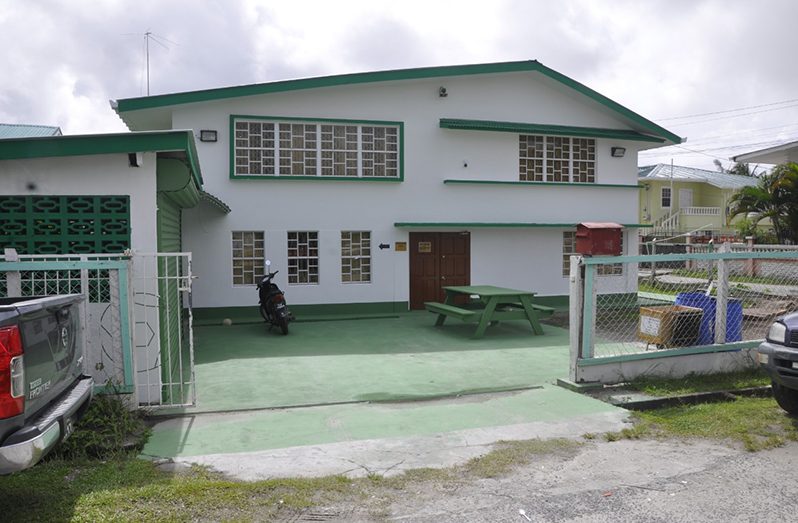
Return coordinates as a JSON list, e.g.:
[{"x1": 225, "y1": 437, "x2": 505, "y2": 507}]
[{"x1": 0, "y1": 259, "x2": 134, "y2": 393}]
